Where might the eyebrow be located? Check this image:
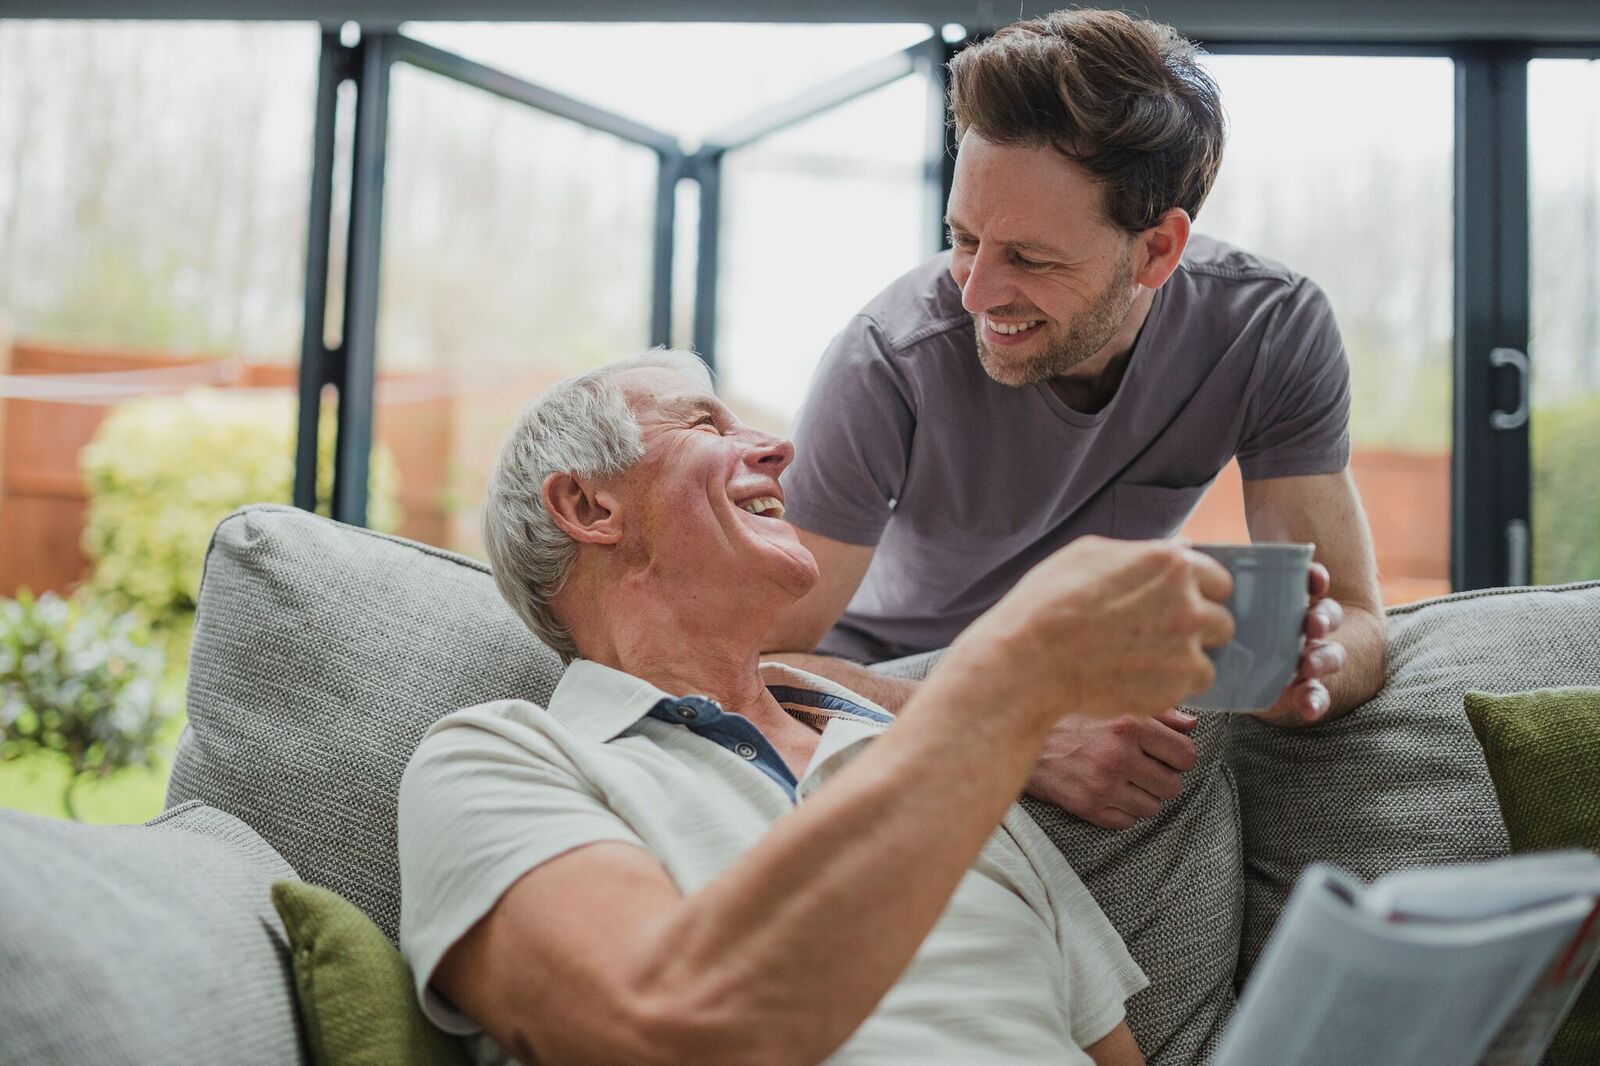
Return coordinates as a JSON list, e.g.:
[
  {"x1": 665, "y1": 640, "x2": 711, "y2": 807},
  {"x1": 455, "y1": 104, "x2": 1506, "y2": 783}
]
[
  {"x1": 658, "y1": 396, "x2": 721, "y2": 421},
  {"x1": 943, "y1": 215, "x2": 1068, "y2": 260}
]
